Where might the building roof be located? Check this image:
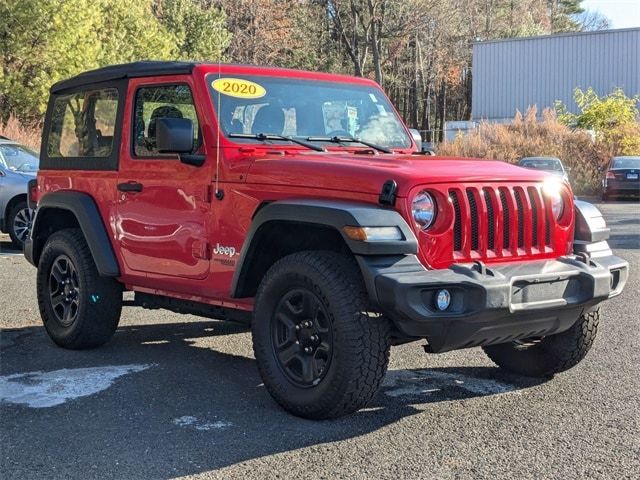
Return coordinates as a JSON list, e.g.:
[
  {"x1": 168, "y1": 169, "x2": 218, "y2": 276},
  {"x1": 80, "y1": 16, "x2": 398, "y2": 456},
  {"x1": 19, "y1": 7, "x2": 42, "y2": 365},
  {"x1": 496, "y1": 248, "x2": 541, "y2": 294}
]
[
  {"x1": 473, "y1": 27, "x2": 640, "y2": 46},
  {"x1": 51, "y1": 61, "x2": 197, "y2": 93}
]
